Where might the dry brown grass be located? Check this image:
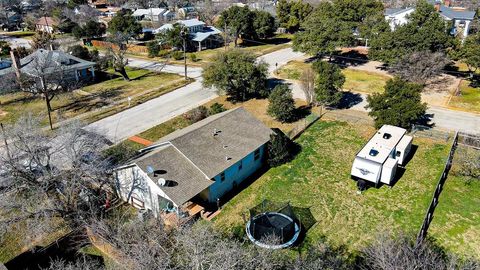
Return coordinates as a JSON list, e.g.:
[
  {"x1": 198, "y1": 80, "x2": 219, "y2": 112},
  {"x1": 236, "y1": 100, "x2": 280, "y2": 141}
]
[{"x1": 204, "y1": 96, "x2": 309, "y2": 134}]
